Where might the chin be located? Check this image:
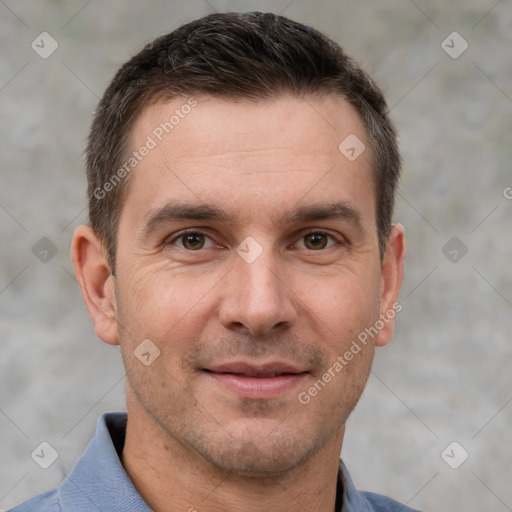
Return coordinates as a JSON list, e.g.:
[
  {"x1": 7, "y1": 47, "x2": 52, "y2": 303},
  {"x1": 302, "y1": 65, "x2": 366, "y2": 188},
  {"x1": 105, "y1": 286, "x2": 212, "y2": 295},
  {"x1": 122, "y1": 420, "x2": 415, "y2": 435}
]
[{"x1": 188, "y1": 420, "x2": 323, "y2": 477}]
